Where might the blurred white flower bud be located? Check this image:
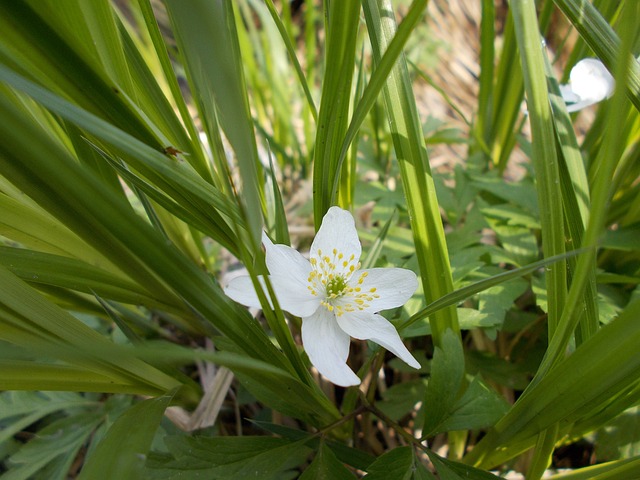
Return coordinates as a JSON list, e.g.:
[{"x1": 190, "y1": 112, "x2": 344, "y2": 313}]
[{"x1": 560, "y1": 58, "x2": 615, "y2": 112}]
